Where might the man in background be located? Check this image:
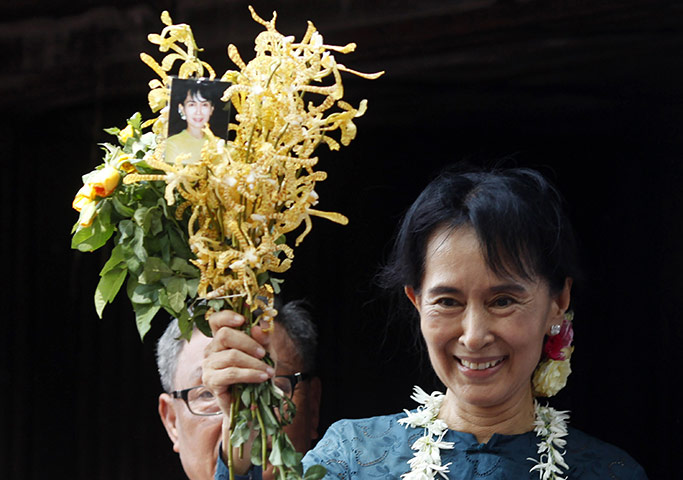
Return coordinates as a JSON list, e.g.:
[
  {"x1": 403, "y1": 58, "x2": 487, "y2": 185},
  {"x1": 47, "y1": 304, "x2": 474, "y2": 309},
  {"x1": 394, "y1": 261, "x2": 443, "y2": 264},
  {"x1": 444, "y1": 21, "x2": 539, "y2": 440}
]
[{"x1": 156, "y1": 300, "x2": 322, "y2": 480}]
